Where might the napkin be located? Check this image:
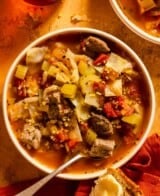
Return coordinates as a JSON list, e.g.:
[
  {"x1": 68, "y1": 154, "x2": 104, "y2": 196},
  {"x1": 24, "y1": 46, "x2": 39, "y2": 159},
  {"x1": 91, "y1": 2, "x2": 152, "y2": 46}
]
[
  {"x1": 75, "y1": 133, "x2": 160, "y2": 196},
  {"x1": 121, "y1": 133, "x2": 160, "y2": 196},
  {"x1": 1, "y1": 133, "x2": 160, "y2": 196}
]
